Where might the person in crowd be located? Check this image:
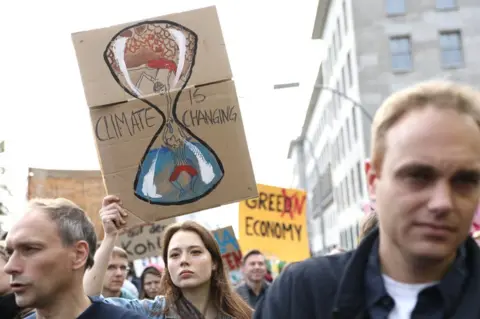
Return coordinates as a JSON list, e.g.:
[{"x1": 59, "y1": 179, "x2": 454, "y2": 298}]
[
  {"x1": 255, "y1": 80, "x2": 480, "y2": 318},
  {"x1": 235, "y1": 249, "x2": 270, "y2": 309},
  {"x1": 125, "y1": 261, "x2": 141, "y2": 293},
  {"x1": 139, "y1": 264, "x2": 163, "y2": 299},
  {"x1": 0, "y1": 242, "x2": 33, "y2": 319},
  {"x1": 264, "y1": 269, "x2": 273, "y2": 283},
  {"x1": 122, "y1": 275, "x2": 139, "y2": 298},
  {"x1": 84, "y1": 195, "x2": 253, "y2": 319},
  {"x1": 4, "y1": 198, "x2": 146, "y2": 319},
  {"x1": 95, "y1": 242, "x2": 138, "y2": 298},
  {"x1": 102, "y1": 246, "x2": 136, "y2": 299}
]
